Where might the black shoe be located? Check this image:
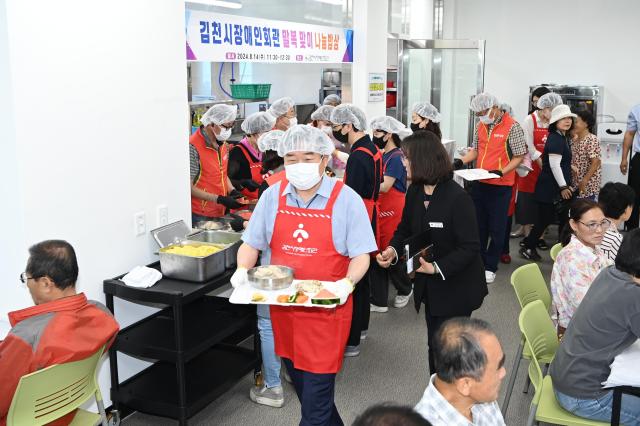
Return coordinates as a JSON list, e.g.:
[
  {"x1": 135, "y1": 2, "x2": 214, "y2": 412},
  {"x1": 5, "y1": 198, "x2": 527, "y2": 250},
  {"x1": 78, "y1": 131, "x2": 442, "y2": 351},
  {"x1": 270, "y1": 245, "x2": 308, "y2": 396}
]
[
  {"x1": 537, "y1": 239, "x2": 549, "y2": 251},
  {"x1": 519, "y1": 238, "x2": 526, "y2": 248},
  {"x1": 519, "y1": 247, "x2": 542, "y2": 261}
]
